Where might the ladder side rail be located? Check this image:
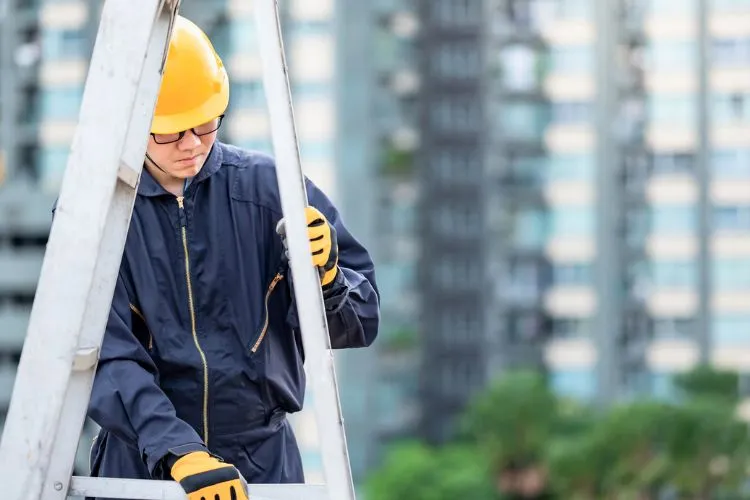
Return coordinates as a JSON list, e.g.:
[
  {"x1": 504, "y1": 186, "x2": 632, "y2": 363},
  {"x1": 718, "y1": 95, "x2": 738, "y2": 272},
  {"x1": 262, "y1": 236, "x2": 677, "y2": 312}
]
[
  {"x1": 253, "y1": 2, "x2": 355, "y2": 500},
  {"x1": 43, "y1": 3, "x2": 181, "y2": 499},
  {"x1": 69, "y1": 477, "x2": 328, "y2": 500},
  {"x1": 0, "y1": 0, "x2": 177, "y2": 498}
]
